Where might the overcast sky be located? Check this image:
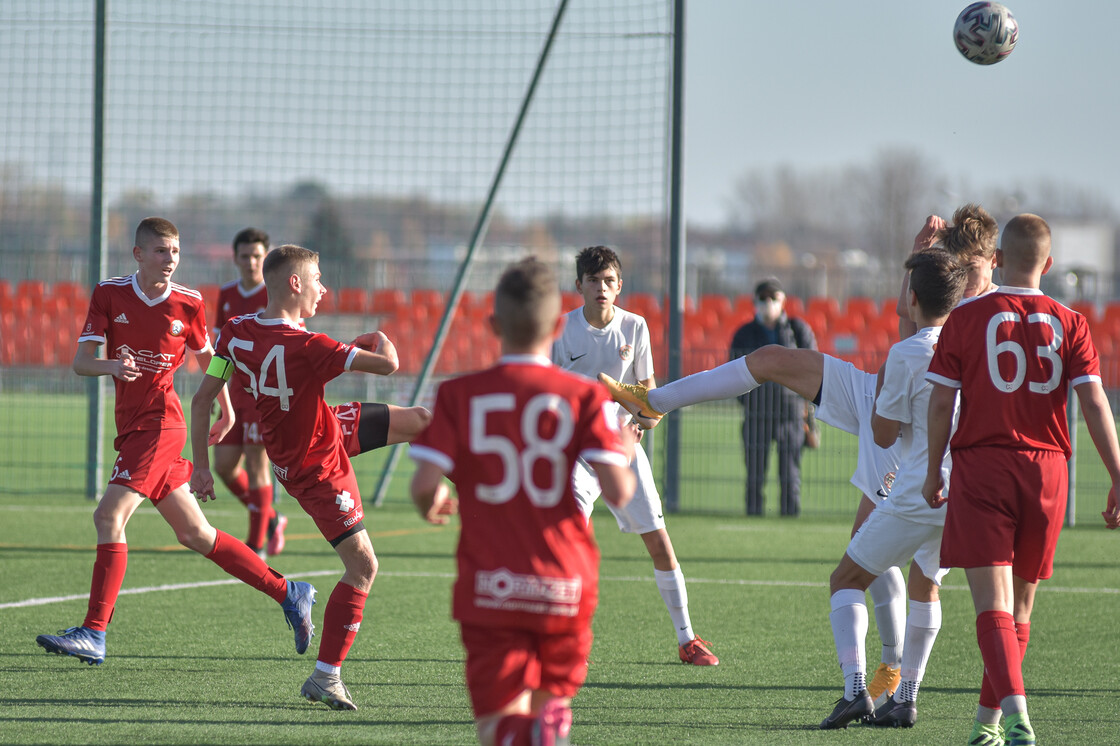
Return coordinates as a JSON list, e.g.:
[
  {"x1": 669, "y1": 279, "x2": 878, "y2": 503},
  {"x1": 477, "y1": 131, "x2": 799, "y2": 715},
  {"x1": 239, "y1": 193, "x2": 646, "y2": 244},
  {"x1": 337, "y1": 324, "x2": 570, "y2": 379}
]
[{"x1": 684, "y1": 0, "x2": 1120, "y2": 227}]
